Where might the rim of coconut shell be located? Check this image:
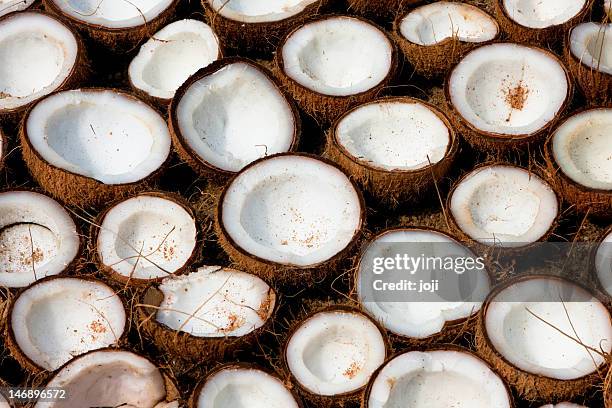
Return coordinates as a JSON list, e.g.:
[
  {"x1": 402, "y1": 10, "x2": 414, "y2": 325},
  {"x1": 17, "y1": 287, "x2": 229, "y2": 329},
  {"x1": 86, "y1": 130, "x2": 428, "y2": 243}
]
[
  {"x1": 565, "y1": 22, "x2": 612, "y2": 75},
  {"x1": 93, "y1": 190, "x2": 200, "y2": 287},
  {"x1": 169, "y1": 57, "x2": 301, "y2": 178},
  {"x1": 496, "y1": 0, "x2": 592, "y2": 31},
  {"x1": 203, "y1": 0, "x2": 326, "y2": 26},
  {"x1": 216, "y1": 151, "x2": 366, "y2": 270},
  {"x1": 444, "y1": 42, "x2": 573, "y2": 144}
]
